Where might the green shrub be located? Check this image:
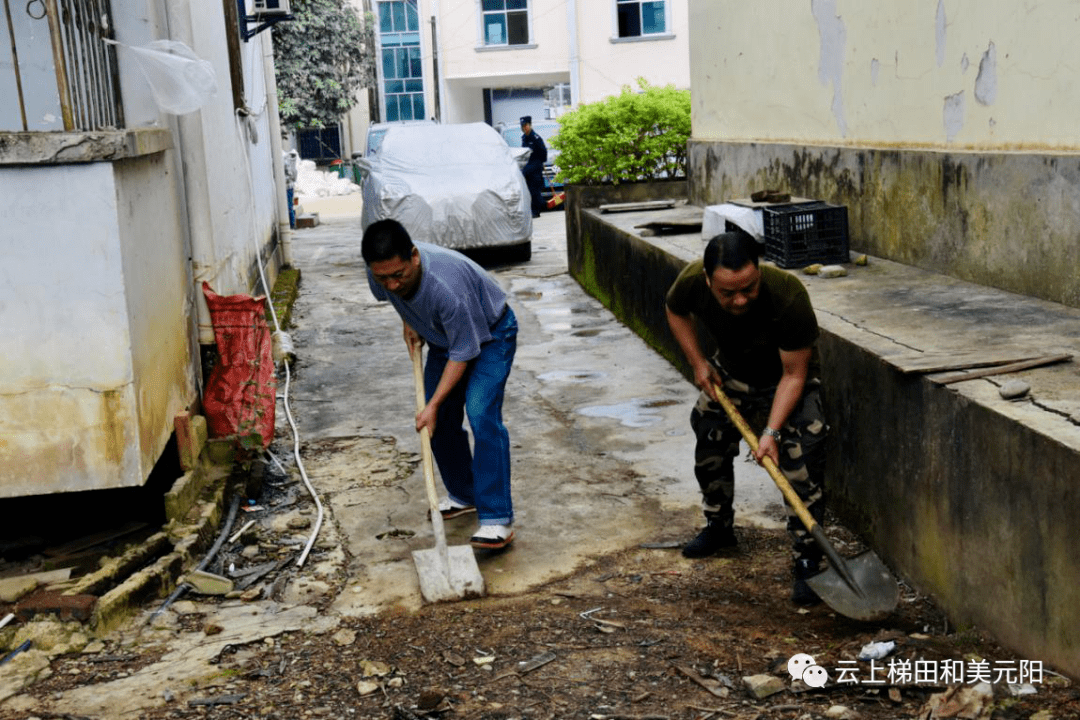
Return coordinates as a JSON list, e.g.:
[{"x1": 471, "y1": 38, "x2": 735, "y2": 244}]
[{"x1": 550, "y1": 78, "x2": 690, "y2": 185}]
